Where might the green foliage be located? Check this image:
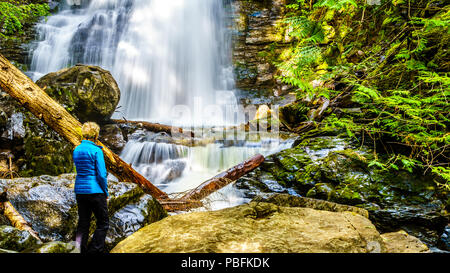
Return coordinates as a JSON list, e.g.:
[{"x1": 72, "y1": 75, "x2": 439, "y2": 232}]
[
  {"x1": 275, "y1": 0, "x2": 450, "y2": 187},
  {"x1": 0, "y1": 0, "x2": 49, "y2": 39},
  {"x1": 314, "y1": 0, "x2": 358, "y2": 10}
]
